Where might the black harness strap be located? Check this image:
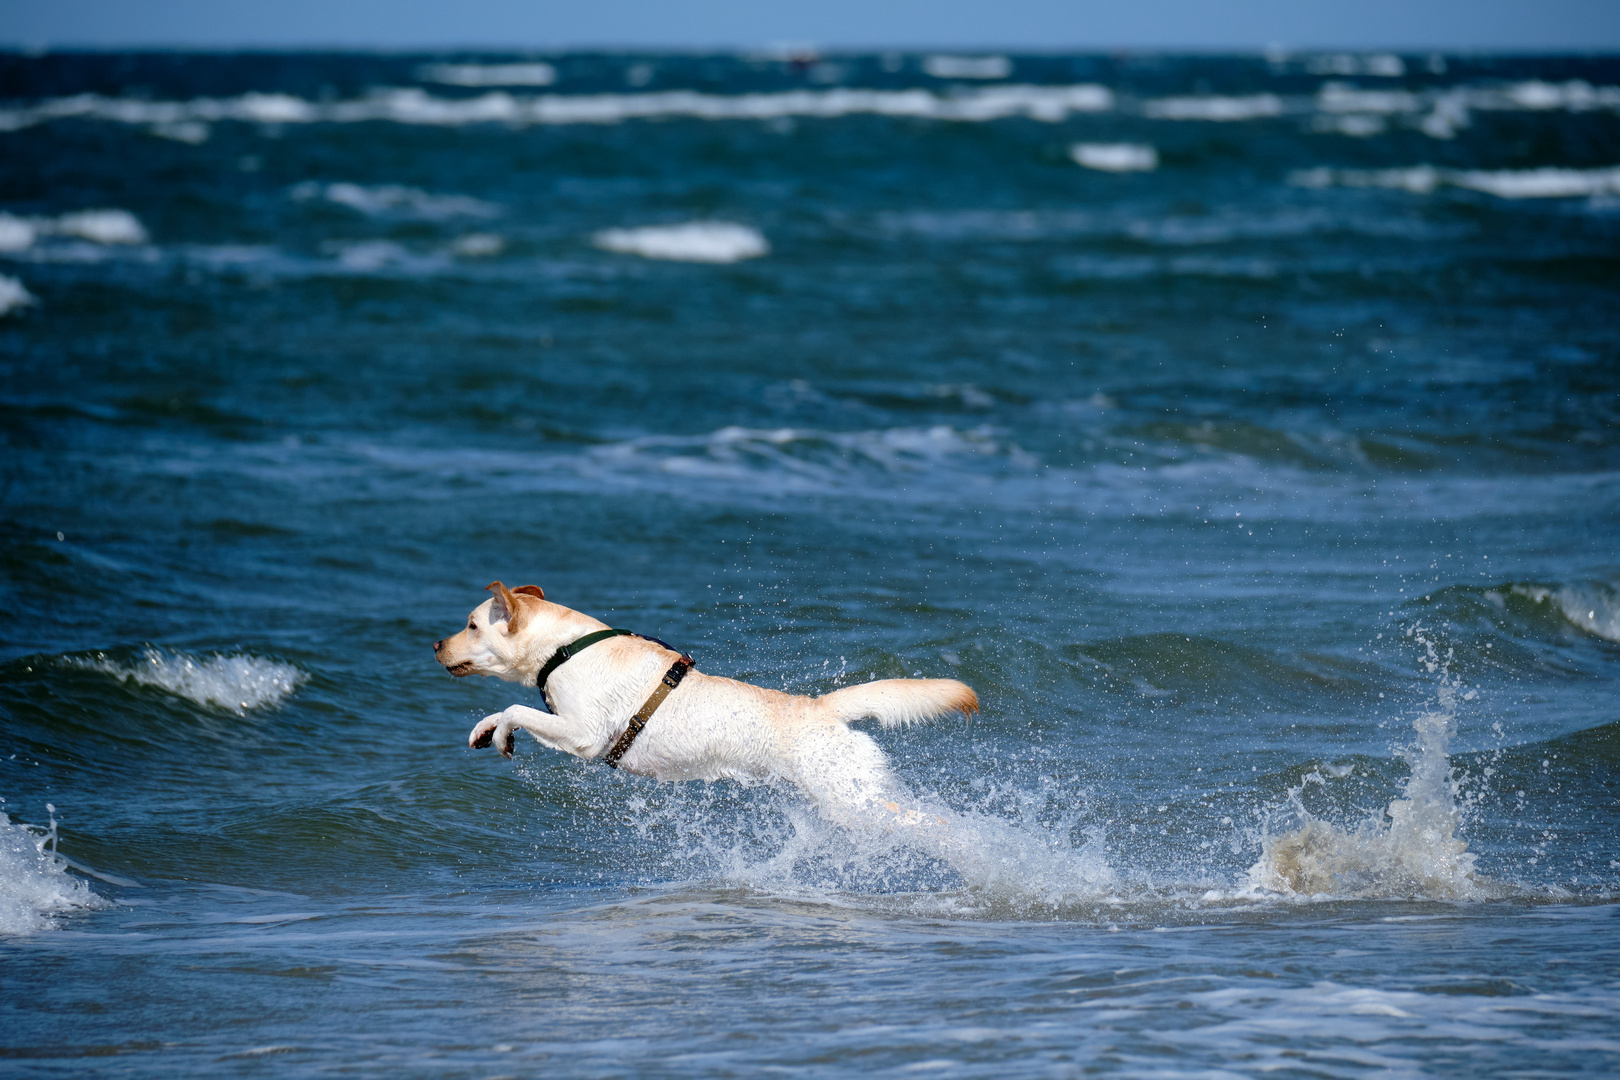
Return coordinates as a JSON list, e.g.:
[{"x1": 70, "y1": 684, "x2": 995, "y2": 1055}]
[
  {"x1": 603, "y1": 656, "x2": 693, "y2": 769},
  {"x1": 535, "y1": 629, "x2": 632, "y2": 710}
]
